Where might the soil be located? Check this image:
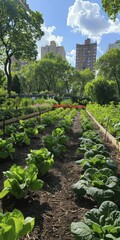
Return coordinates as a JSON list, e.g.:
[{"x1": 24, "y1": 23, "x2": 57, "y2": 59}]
[{"x1": 0, "y1": 112, "x2": 120, "y2": 240}]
